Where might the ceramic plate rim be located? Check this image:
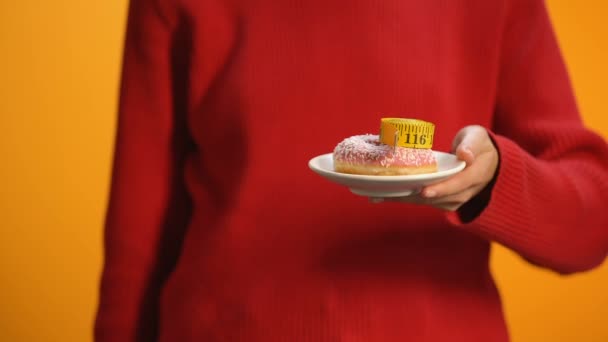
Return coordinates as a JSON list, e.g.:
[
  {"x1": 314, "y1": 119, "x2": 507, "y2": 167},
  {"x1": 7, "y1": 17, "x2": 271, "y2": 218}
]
[{"x1": 308, "y1": 152, "x2": 466, "y2": 182}]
